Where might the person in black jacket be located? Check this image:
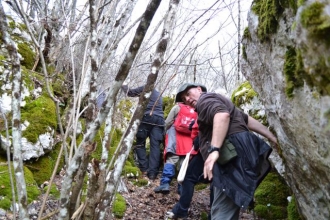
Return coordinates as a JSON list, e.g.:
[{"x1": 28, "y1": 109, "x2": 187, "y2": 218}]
[
  {"x1": 170, "y1": 82, "x2": 277, "y2": 220},
  {"x1": 121, "y1": 85, "x2": 165, "y2": 180}
]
